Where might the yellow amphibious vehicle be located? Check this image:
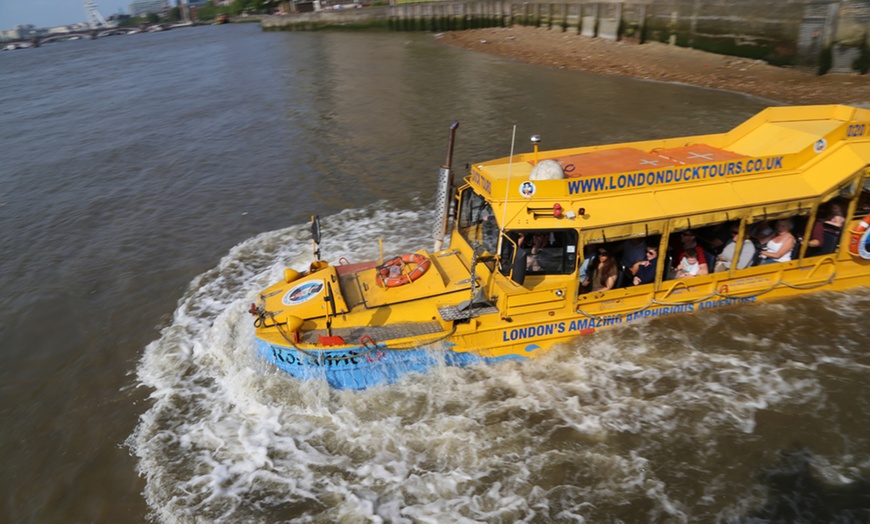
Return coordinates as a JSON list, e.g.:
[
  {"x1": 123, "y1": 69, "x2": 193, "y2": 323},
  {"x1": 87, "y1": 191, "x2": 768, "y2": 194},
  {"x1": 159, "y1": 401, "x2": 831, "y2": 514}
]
[{"x1": 251, "y1": 105, "x2": 870, "y2": 389}]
